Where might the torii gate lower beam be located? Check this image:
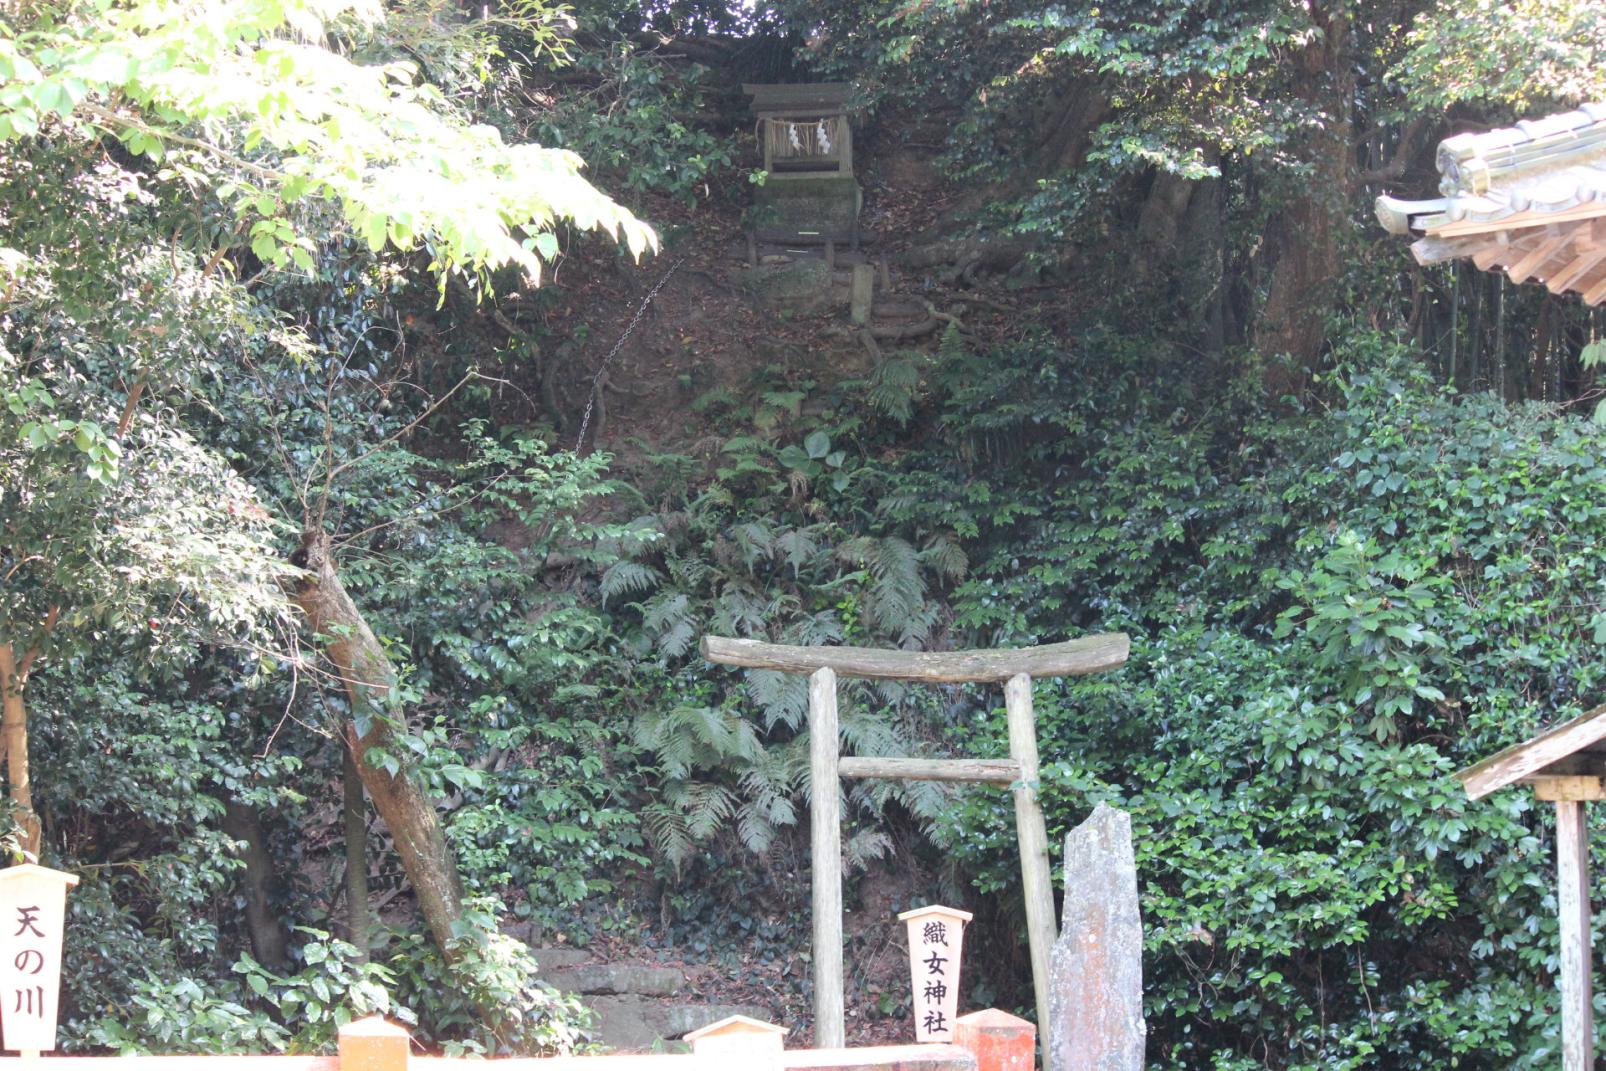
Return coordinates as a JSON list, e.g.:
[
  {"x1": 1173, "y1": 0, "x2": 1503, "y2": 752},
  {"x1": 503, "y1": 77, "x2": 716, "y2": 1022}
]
[{"x1": 703, "y1": 634, "x2": 1130, "y2": 1051}]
